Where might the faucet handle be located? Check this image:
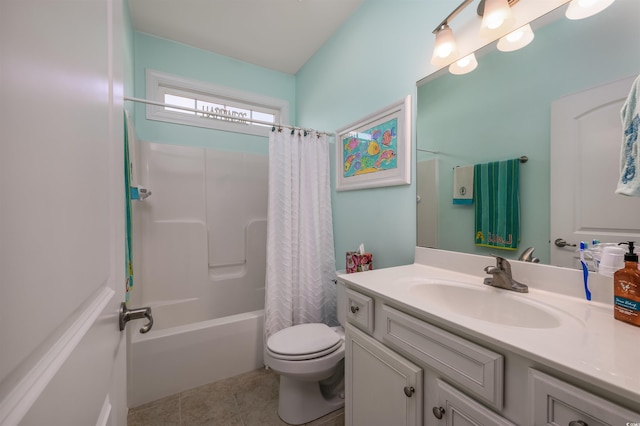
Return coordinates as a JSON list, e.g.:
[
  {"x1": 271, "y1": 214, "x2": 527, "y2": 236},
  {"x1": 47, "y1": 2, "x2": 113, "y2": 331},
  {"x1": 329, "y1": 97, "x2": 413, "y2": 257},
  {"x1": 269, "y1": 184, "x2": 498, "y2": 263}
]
[
  {"x1": 489, "y1": 254, "x2": 511, "y2": 271},
  {"x1": 484, "y1": 265, "x2": 498, "y2": 274}
]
